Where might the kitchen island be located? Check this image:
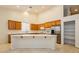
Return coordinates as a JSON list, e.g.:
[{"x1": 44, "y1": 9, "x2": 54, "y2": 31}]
[{"x1": 11, "y1": 34, "x2": 57, "y2": 49}]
